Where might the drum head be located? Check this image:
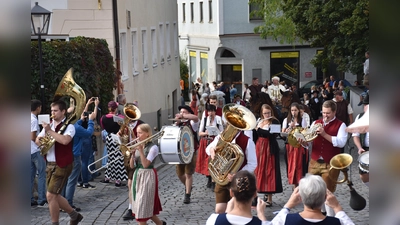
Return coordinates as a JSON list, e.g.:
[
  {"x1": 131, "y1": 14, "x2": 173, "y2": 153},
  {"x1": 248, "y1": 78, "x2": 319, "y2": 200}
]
[
  {"x1": 358, "y1": 151, "x2": 369, "y2": 165},
  {"x1": 179, "y1": 126, "x2": 195, "y2": 164}
]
